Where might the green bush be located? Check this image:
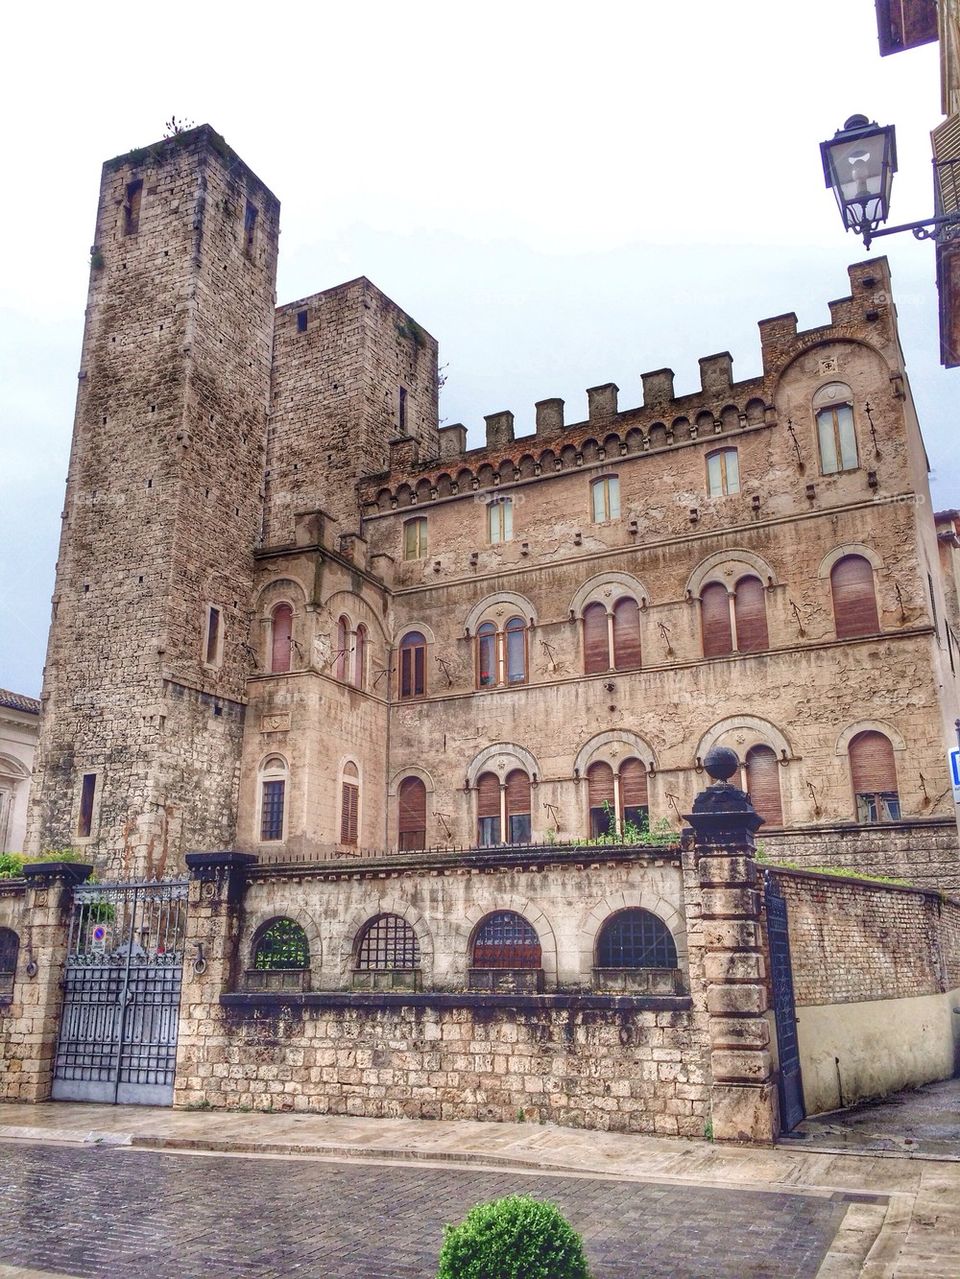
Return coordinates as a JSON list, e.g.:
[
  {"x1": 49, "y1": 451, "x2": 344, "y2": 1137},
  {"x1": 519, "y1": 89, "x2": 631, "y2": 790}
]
[
  {"x1": 0, "y1": 849, "x2": 84, "y2": 880},
  {"x1": 437, "y1": 1195, "x2": 590, "y2": 1279}
]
